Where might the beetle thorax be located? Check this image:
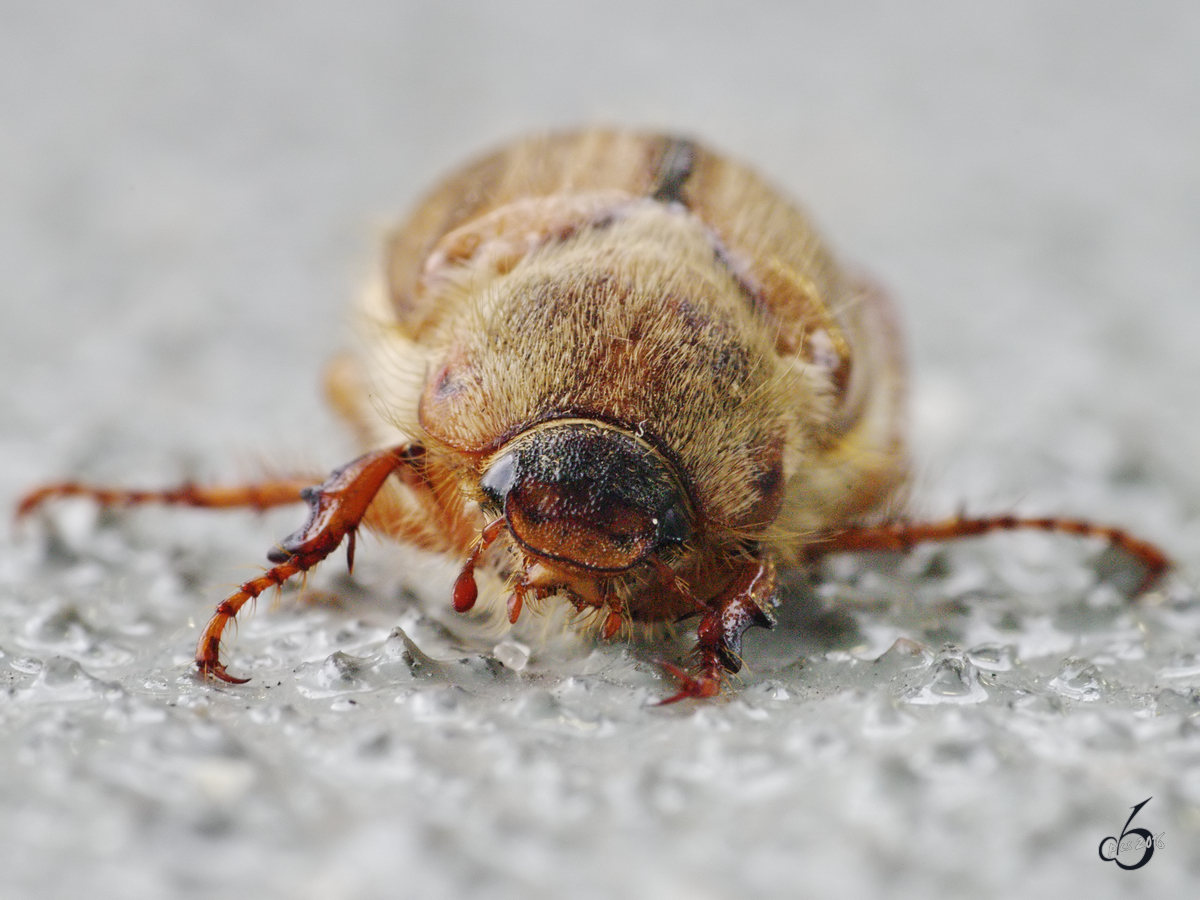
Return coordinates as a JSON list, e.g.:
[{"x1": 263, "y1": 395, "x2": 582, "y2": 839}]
[{"x1": 418, "y1": 201, "x2": 803, "y2": 539}]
